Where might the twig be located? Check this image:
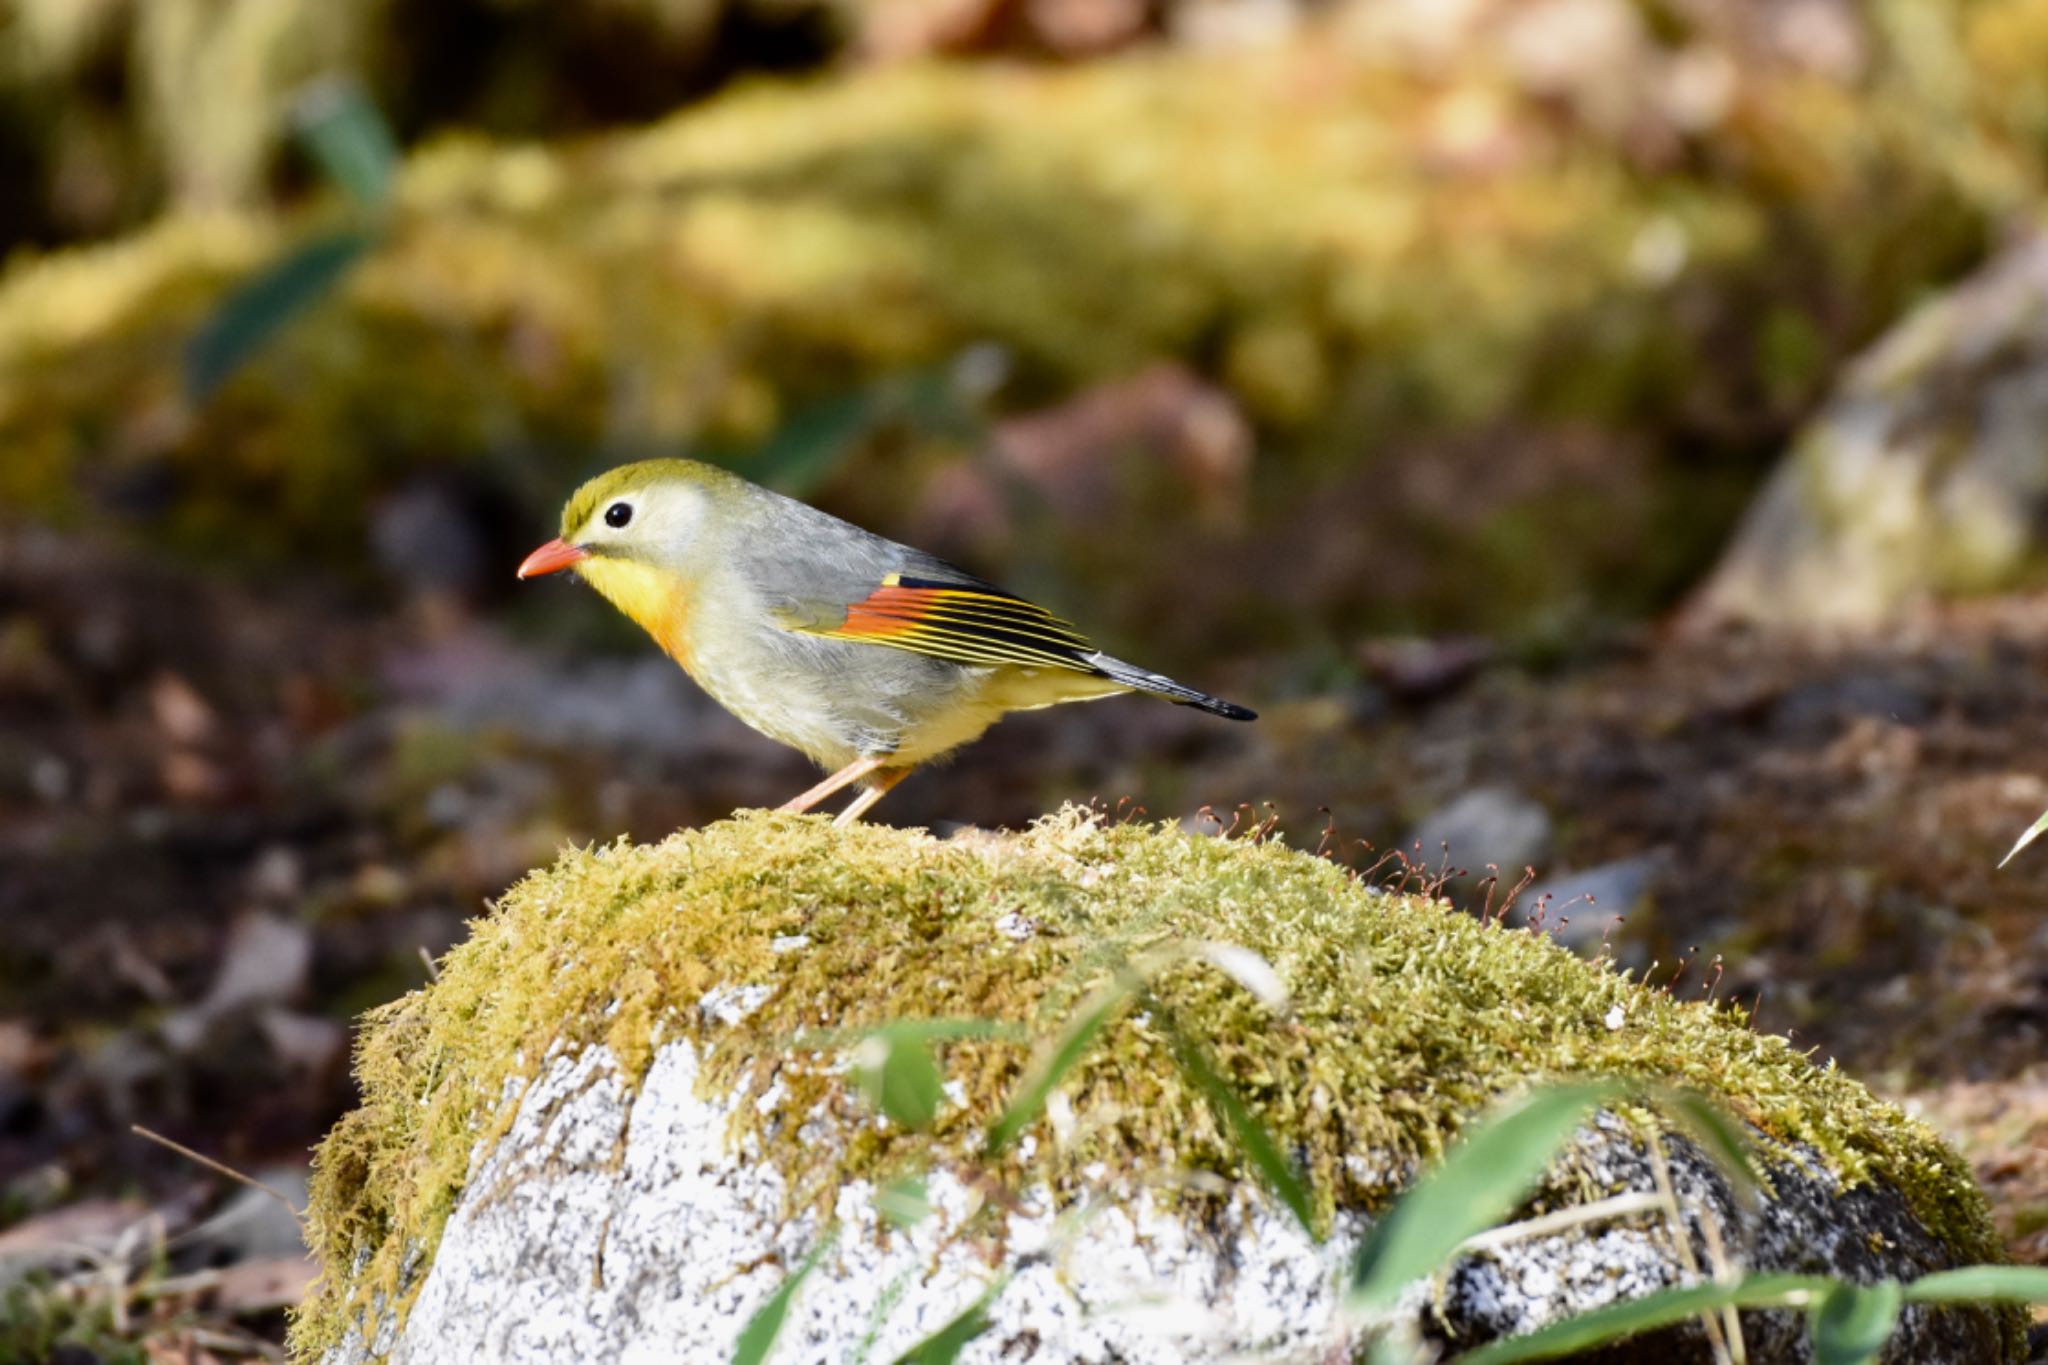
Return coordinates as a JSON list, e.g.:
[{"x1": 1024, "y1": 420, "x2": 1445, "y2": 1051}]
[
  {"x1": 1453, "y1": 1191, "x2": 1668, "y2": 1256},
  {"x1": 184, "y1": 1325, "x2": 288, "y2": 1360},
  {"x1": 130, "y1": 1266, "x2": 226, "y2": 1300},
  {"x1": 418, "y1": 945, "x2": 440, "y2": 982},
  {"x1": 1647, "y1": 1128, "x2": 1734, "y2": 1365},
  {"x1": 131, "y1": 1125, "x2": 307, "y2": 1239},
  {"x1": 1696, "y1": 1196, "x2": 1748, "y2": 1365}
]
